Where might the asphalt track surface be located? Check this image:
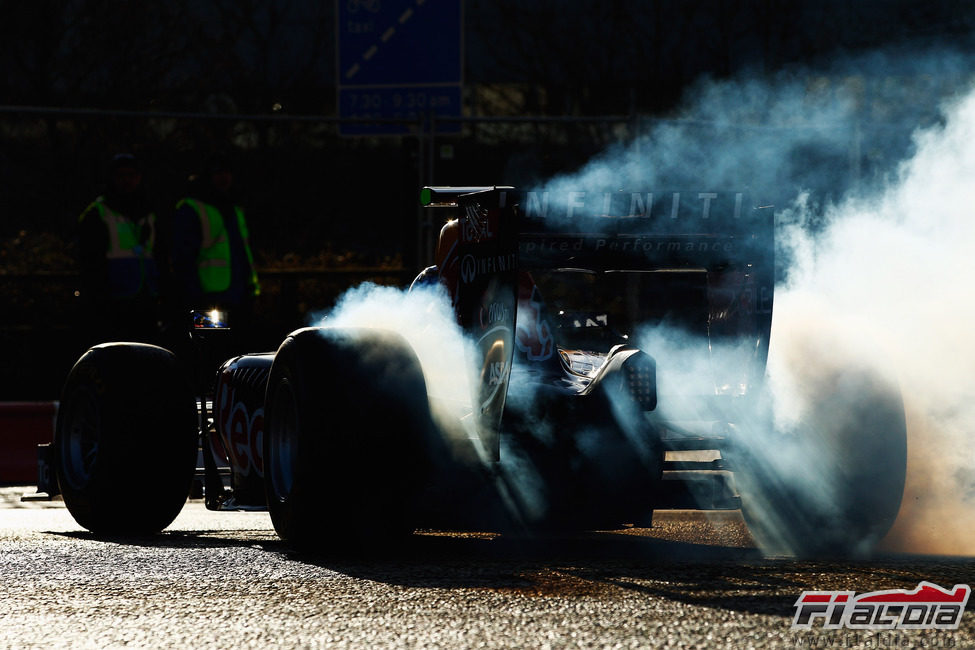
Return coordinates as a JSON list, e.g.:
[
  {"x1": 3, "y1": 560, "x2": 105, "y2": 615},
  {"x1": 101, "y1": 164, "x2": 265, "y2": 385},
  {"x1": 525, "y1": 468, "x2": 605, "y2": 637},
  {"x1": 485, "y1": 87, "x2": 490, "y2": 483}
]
[{"x1": 1, "y1": 486, "x2": 973, "y2": 649}]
